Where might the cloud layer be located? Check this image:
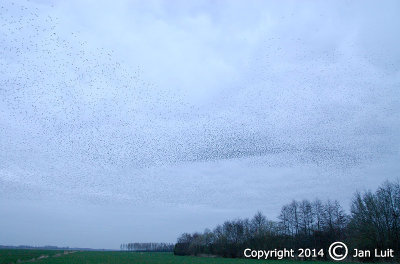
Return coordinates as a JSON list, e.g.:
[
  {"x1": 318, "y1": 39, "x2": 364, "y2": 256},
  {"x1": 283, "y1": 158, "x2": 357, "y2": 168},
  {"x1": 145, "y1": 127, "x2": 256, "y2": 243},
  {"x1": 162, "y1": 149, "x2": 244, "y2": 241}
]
[{"x1": 1, "y1": 0, "x2": 399, "y2": 248}]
